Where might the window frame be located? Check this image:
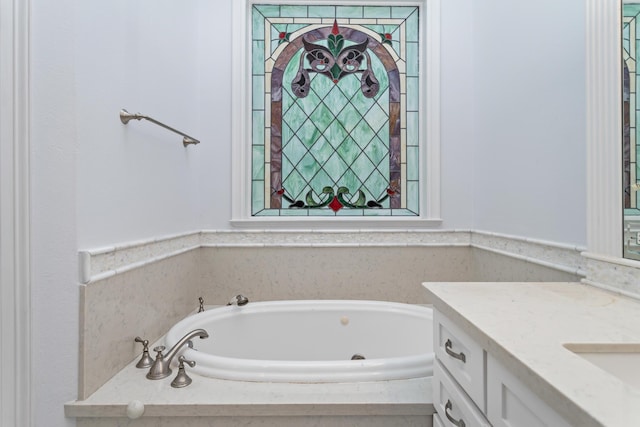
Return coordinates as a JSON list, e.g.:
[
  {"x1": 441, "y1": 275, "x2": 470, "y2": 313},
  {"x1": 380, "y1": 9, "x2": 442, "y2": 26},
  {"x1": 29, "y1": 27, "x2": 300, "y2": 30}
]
[{"x1": 231, "y1": 0, "x2": 441, "y2": 227}]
